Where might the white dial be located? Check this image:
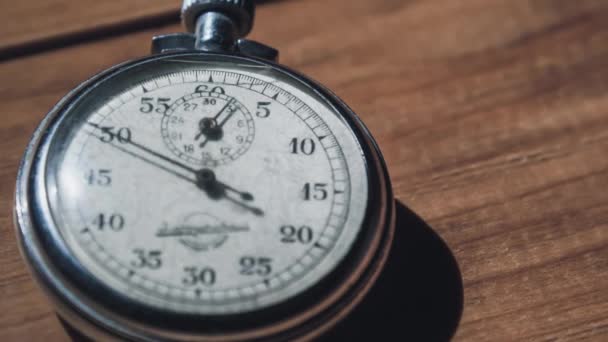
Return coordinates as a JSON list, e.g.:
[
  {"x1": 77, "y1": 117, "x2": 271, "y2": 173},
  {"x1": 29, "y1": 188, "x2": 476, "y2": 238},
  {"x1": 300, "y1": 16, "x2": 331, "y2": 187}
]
[{"x1": 47, "y1": 62, "x2": 369, "y2": 315}]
